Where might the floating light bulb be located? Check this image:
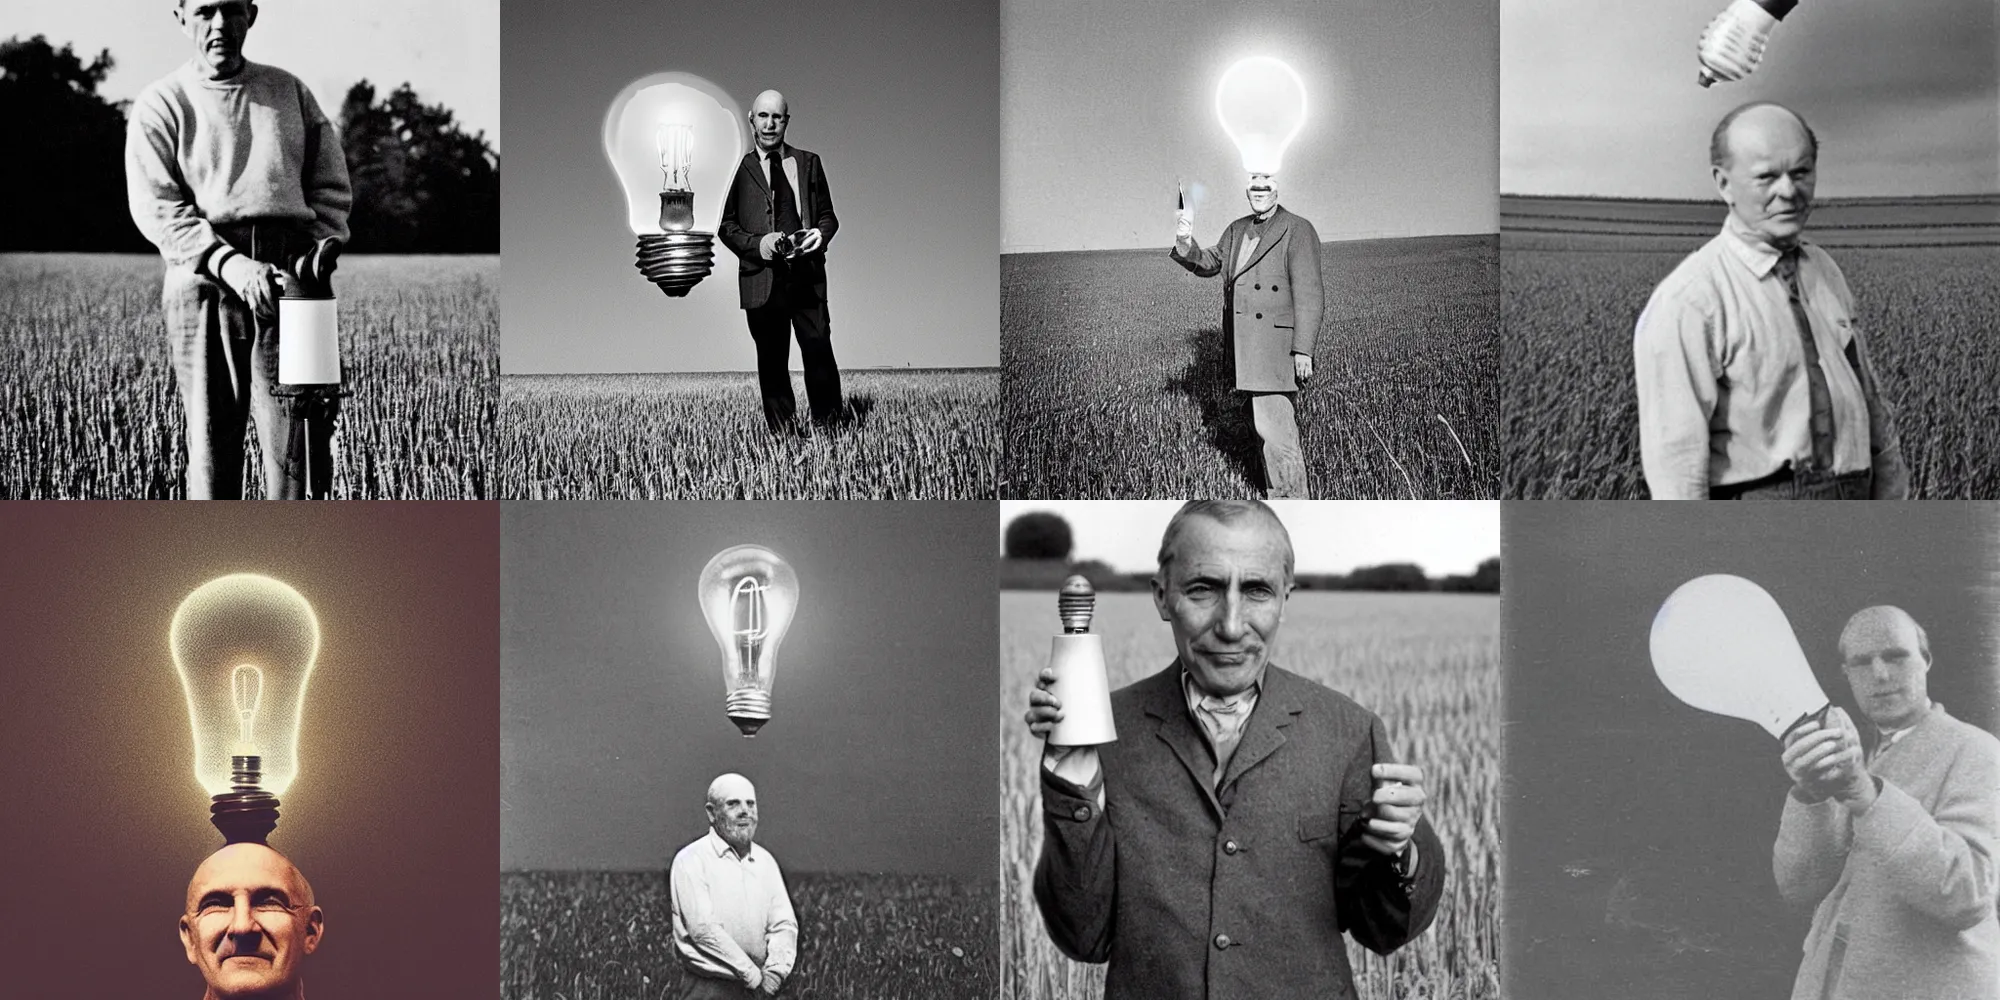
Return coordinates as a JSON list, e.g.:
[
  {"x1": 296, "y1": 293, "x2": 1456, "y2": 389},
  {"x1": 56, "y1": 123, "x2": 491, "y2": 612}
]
[
  {"x1": 1649, "y1": 573, "x2": 1830, "y2": 740},
  {"x1": 696, "y1": 545, "x2": 799, "y2": 737},
  {"x1": 1215, "y1": 56, "x2": 1308, "y2": 176},
  {"x1": 604, "y1": 72, "x2": 745, "y2": 297},
  {"x1": 170, "y1": 574, "x2": 320, "y2": 844},
  {"x1": 1045, "y1": 575, "x2": 1116, "y2": 746}
]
